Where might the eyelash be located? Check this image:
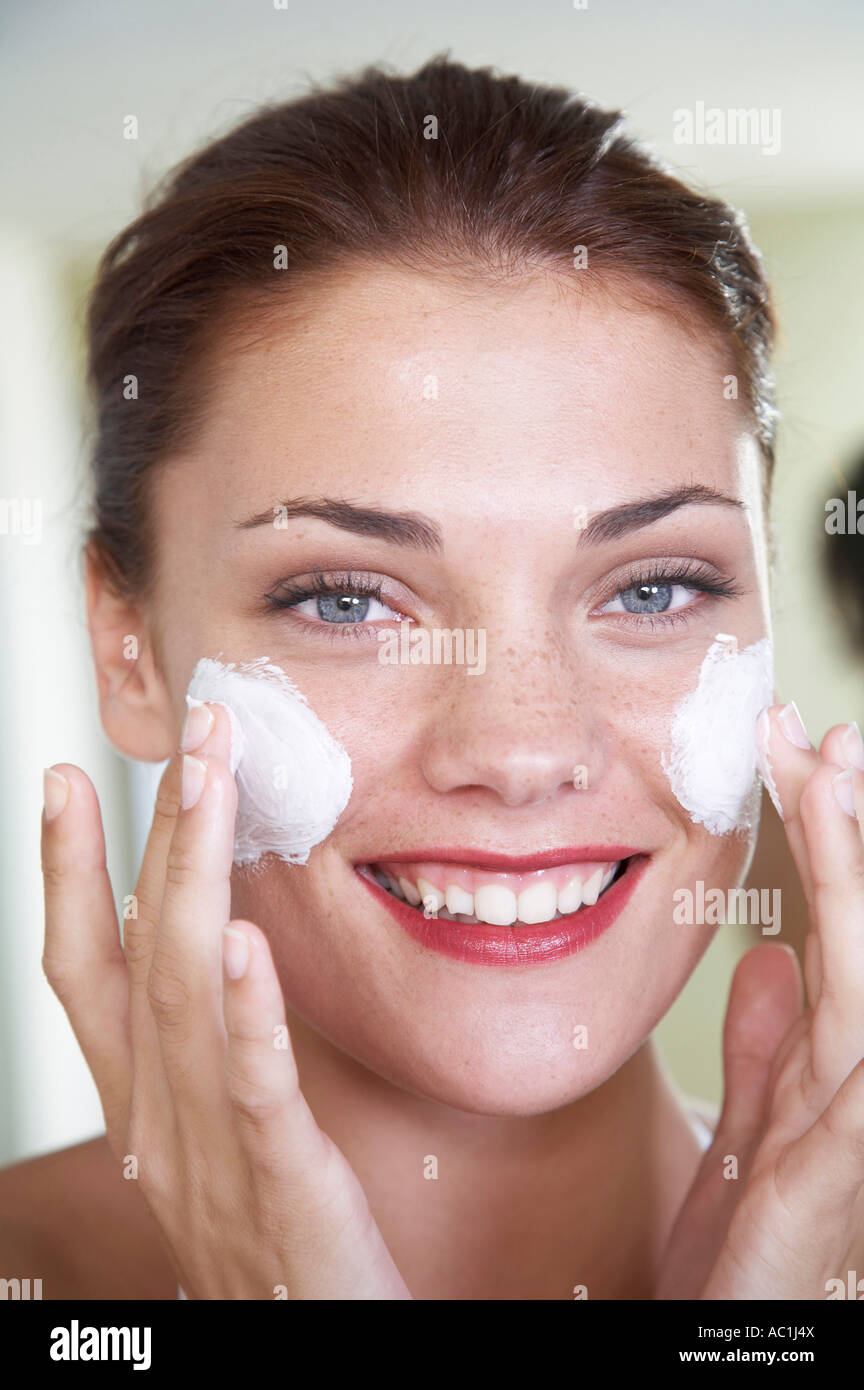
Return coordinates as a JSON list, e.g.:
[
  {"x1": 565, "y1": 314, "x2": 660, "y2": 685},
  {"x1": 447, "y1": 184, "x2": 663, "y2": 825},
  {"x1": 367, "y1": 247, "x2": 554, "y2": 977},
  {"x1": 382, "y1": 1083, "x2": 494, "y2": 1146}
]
[
  {"x1": 263, "y1": 570, "x2": 398, "y2": 642},
  {"x1": 262, "y1": 560, "x2": 743, "y2": 640},
  {"x1": 597, "y1": 559, "x2": 744, "y2": 632}
]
